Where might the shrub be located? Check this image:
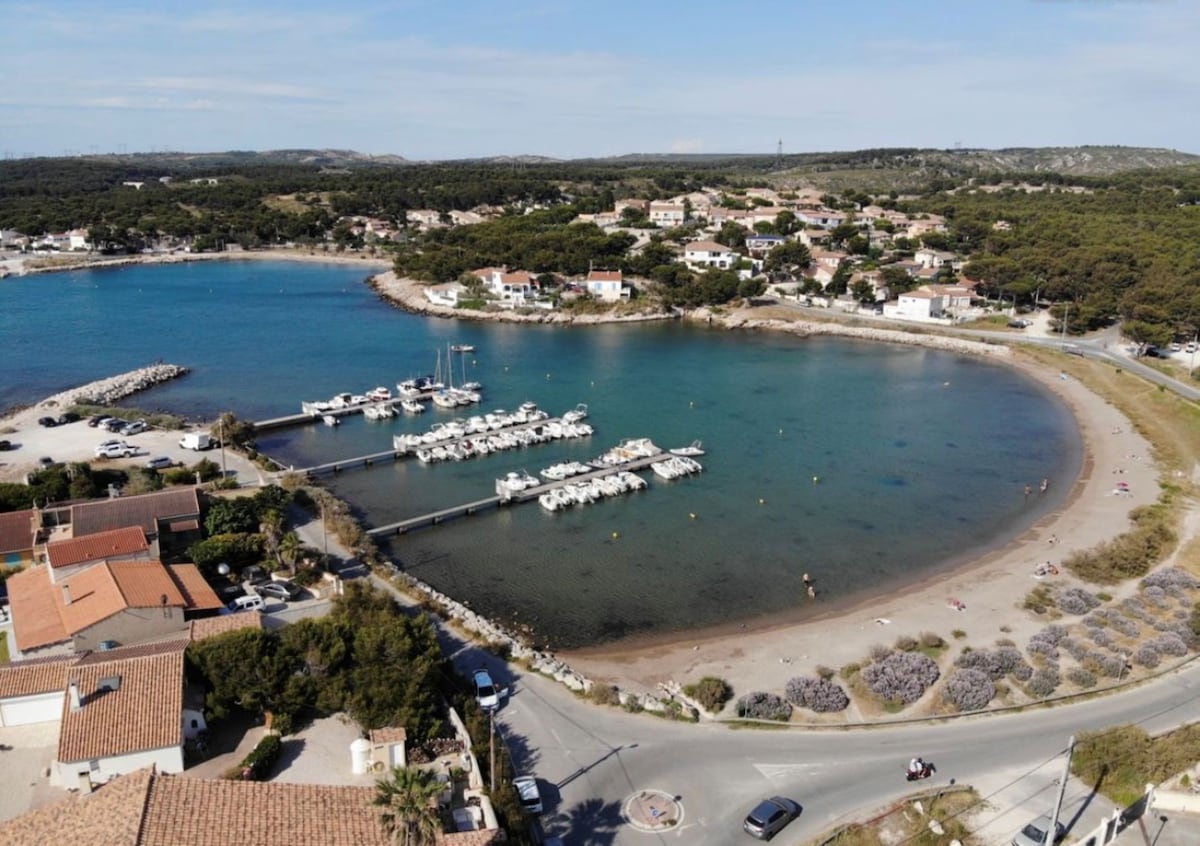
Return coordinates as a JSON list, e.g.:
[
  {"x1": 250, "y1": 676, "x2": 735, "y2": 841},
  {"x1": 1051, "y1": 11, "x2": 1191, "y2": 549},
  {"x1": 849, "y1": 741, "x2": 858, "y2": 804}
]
[
  {"x1": 894, "y1": 635, "x2": 918, "y2": 652},
  {"x1": 952, "y1": 629, "x2": 967, "y2": 640},
  {"x1": 1141, "y1": 567, "x2": 1200, "y2": 594},
  {"x1": 683, "y1": 677, "x2": 733, "y2": 713},
  {"x1": 1084, "y1": 651, "x2": 1127, "y2": 678},
  {"x1": 236, "y1": 734, "x2": 282, "y2": 780},
  {"x1": 735, "y1": 692, "x2": 792, "y2": 722},
  {"x1": 589, "y1": 685, "x2": 620, "y2": 706},
  {"x1": 869, "y1": 643, "x2": 892, "y2": 662},
  {"x1": 784, "y1": 677, "x2": 850, "y2": 713},
  {"x1": 920, "y1": 631, "x2": 946, "y2": 649},
  {"x1": 943, "y1": 669, "x2": 996, "y2": 711},
  {"x1": 839, "y1": 662, "x2": 861, "y2": 679},
  {"x1": 1057, "y1": 587, "x2": 1101, "y2": 616},
  {"x1": 1133, "y1": 645, "x2": 1161, "y2": 669},
  {"x1": 1151, "y1": 633, "x2": 1188, "y2": 657},
  {"x1": 1062, "y1": 637, "x2": 1090, "y2": 662},
  {"x1": 815, "y1": 665, "x2": 836, "y2": 681},
  {"x1": 1027, "y1": 667, "x2": 1061, "y2": 698},
  {"x1": 1066, "y1": 667, "x2": 1098, "y2": 689},
  {"x1": 861, "y1": 651, "x2": 939, "y2": 704}
]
